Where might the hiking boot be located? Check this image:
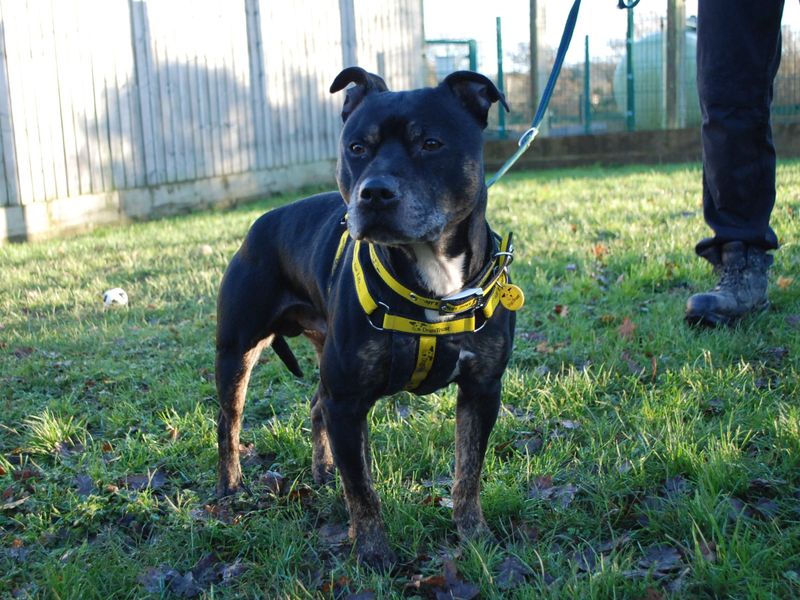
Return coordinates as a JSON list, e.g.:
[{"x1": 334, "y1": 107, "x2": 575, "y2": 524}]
[{"x1": 685, "y1": 241, "x2": 772, "y2": 327}]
